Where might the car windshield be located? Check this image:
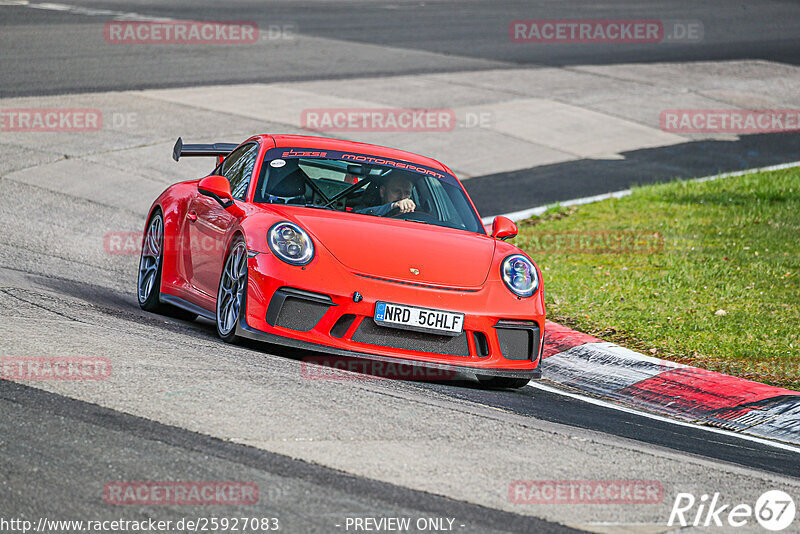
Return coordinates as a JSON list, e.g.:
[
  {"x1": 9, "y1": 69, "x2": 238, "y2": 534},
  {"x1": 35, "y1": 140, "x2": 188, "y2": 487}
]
[{"x1": 253, "y1": 148, "x2": 485, "y2": 234}]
